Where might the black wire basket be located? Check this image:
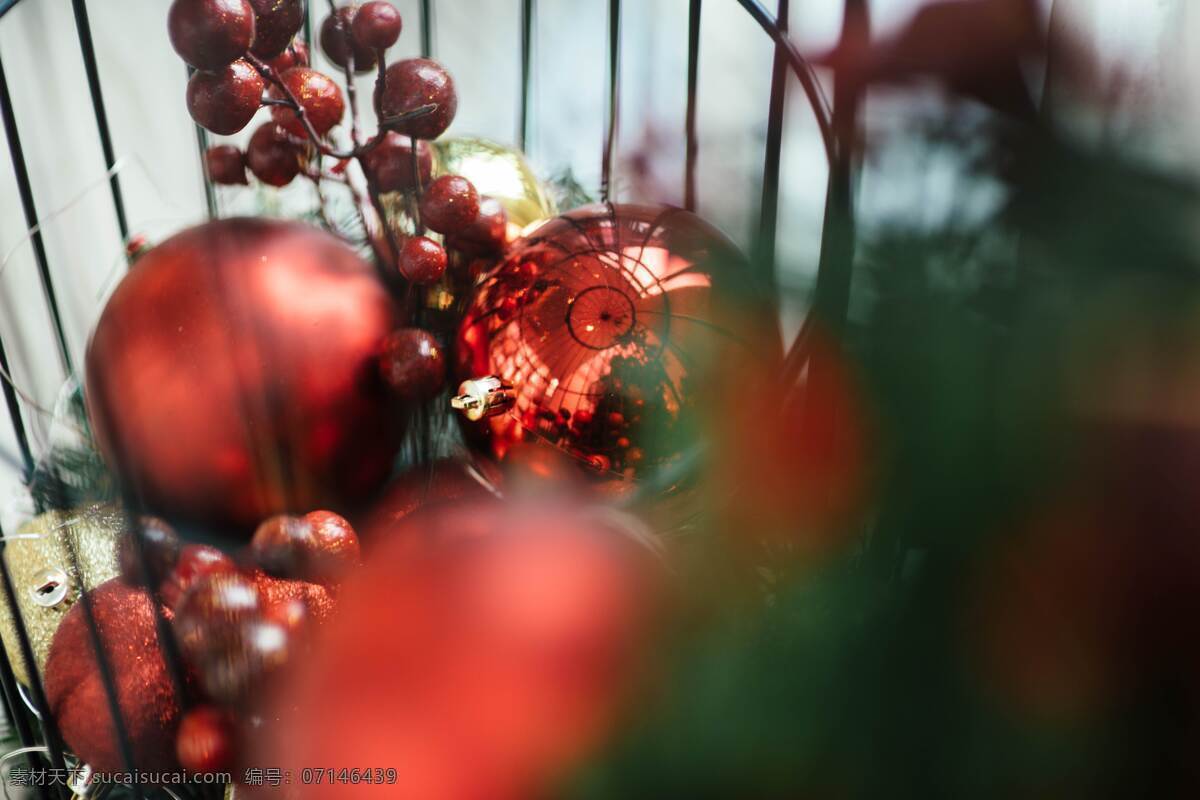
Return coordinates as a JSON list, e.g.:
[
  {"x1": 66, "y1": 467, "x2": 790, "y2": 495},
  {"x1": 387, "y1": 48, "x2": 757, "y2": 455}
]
[{"x1": 0, "y1": 0, "x2": 861, "y2": 796}]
